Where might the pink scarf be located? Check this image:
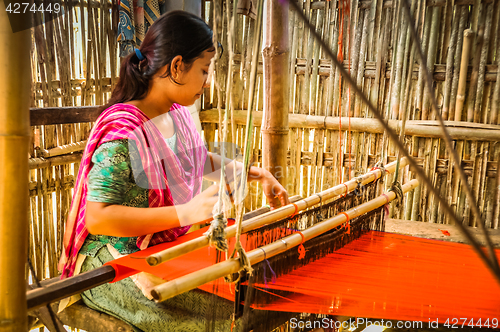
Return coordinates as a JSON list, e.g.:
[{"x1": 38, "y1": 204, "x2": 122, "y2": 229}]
[{"x1": 59, "y1": 103, "x2": 207, "y2": 278}]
